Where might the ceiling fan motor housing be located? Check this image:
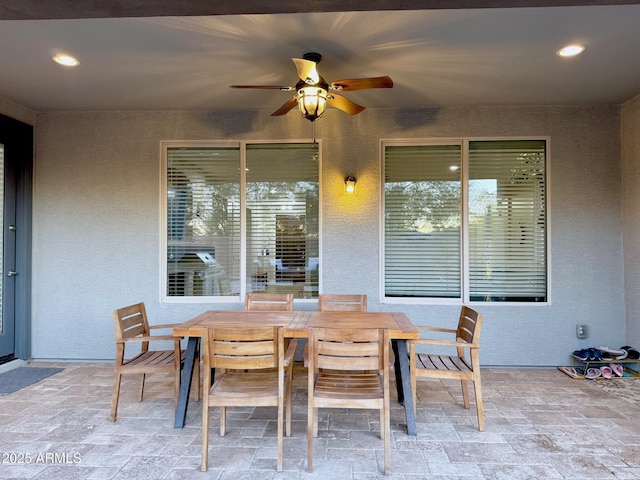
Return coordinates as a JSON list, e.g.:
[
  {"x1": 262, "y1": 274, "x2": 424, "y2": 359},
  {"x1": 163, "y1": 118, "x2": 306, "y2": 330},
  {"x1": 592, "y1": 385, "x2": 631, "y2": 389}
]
[{"x1": 302, "y1": 52, "x2": 322, "y2": 63}]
